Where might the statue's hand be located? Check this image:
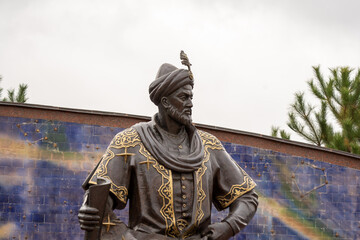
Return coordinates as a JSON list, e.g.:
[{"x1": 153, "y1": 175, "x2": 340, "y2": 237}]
[
  {"x1": 78, "y1": 204, "x2": 100, "y2": 231},
  {"x1": 200, "y1": 222, "x2": 233, "y2": 240}
]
